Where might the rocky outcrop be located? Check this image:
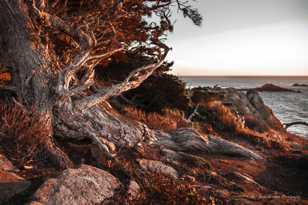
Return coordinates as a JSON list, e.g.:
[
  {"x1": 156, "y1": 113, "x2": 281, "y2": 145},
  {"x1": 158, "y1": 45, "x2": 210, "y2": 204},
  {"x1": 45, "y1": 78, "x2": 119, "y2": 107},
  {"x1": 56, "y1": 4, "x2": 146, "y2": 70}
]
[
  {"x1": 30, "y1": 165, "x2": 120, "y2": 205},
  {"x1": 246, "y1": 89, "x2": 284, "y2": 131},
  {"x1": 255, "y1": 83, "x2": 299, "y2": 92},
  {"x1": 191, "y1": 87, "x2": 283, "y2": 132}
]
